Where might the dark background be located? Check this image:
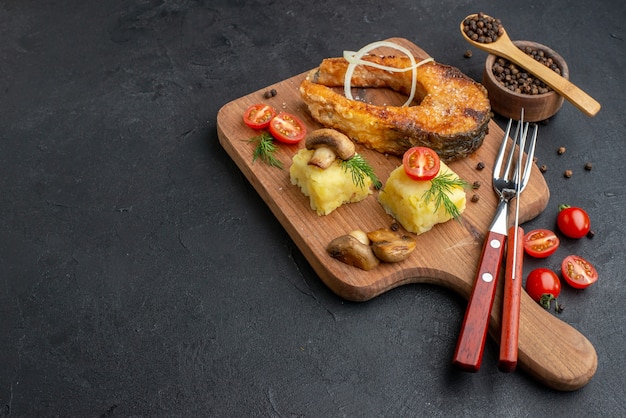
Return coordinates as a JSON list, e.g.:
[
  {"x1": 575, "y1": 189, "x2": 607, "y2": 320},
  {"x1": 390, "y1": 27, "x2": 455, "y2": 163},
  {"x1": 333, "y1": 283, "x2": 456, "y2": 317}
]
[{"x1": 1, "y1": 0, "x2": 624, "y2": 416}]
